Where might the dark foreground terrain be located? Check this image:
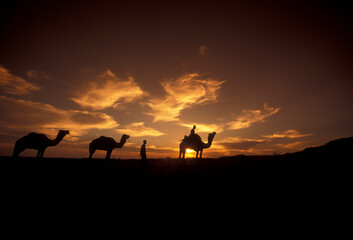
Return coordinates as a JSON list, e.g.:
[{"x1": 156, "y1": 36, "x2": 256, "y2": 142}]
[{"x1": 1, "y1": 137, "x2": 352, "y2": 209}]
